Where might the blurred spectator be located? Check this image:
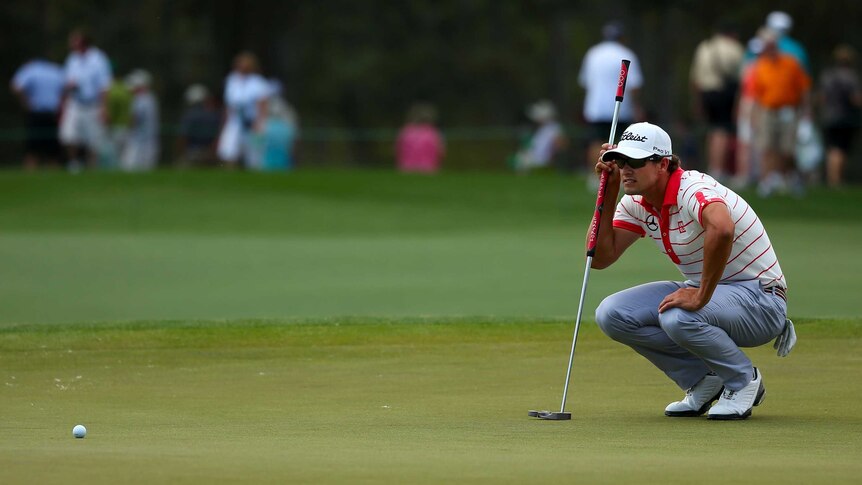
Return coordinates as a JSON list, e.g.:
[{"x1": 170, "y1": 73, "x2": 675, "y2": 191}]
[
  {"x1": 259, "y1": 79, "x2": 298, "y2": 171},
  {"x1": 734, "y1": 37, "x2": 765, "y2": 189},
  {"x1": 216, "y1": 51, "x2": 270, "y2": 169},
  {"x1": 10, "y1": 57, "x2": 65, "y2": 170},
  {"x1": 177, "y1": 84, "x2": 220, "y2": 167},
  {"x1": 742, "y1": 12, "x2": 810, "y2": 75},
  {"x1": 749, "y1": 29, "x2": 811, "y2": 197},
  {"x1": 765, "y1": 11, "x2": 810, "y2": 73},
  {"x1": 579, "y1": 21, "x2": 644, "y2": 188},
  {"x1": 689, "y1": 21, "x2": 744, "y2": 182},
  {"x1": 60, "y1": 28, "x2": 112, "y2": 172},
  {"x1": 395, "y1": 102, "x2": 445, "y2": 173},
  {"x1": 818, "y1": 45, "x2": 862, "y2": 188},
  {"x1": 120, "y1": 69, "x2": 159, "y2": 171},
  {"x1": 510, "y1": 100, "x2": 567, "y2": 173},
  {"x1": 794, "y1": 115, "x2": 823, "y2": 185},
  {"x1": 103, "y1": 77, "x2": 133, "y2": 168}
]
